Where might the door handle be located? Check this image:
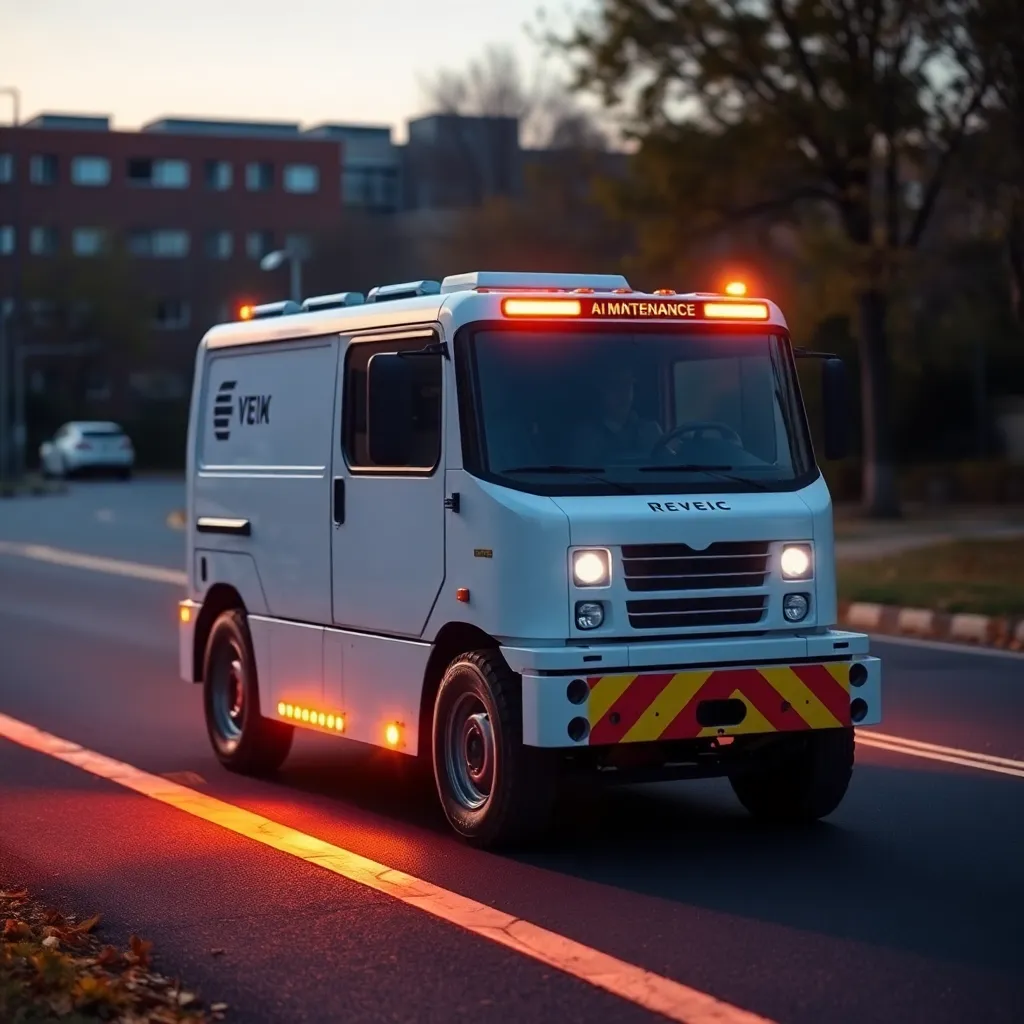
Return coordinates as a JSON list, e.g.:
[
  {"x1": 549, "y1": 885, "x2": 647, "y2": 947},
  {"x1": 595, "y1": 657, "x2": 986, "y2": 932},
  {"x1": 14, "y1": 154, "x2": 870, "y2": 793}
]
[{"x1": 333, "y1": 477, "x2": 345, "y2": 525}]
